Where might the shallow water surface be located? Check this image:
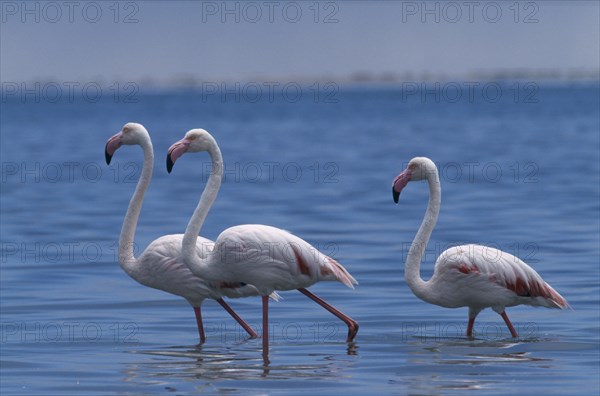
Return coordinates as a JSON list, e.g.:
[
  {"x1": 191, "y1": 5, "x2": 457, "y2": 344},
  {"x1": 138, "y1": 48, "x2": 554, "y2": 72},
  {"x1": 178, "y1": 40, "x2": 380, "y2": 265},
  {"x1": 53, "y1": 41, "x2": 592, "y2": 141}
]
[{"x1": 1, "y1": 86, "x2": 599, "y2": 394}]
